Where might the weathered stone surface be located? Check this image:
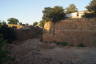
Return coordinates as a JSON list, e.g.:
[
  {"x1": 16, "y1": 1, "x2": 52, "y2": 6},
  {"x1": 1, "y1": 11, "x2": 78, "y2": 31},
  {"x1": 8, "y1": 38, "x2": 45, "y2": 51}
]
[{"x1": 43, "y1": 18, "x2": 96, "y2": 46}]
